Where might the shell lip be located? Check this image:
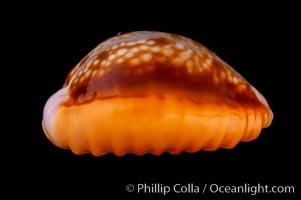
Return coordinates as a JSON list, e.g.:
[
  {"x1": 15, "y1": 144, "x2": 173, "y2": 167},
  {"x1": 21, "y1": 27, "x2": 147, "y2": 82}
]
[{"x1": 42, "y1": 87, "x2": 69, "y2": 142}]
